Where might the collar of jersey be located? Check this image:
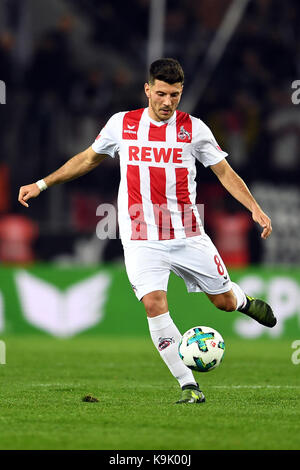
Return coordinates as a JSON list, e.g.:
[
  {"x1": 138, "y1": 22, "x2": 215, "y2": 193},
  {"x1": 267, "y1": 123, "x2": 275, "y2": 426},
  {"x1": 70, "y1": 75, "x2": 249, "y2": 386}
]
[{"x1": 145, "y1": 107, "x2": 176, "y2": 126}]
